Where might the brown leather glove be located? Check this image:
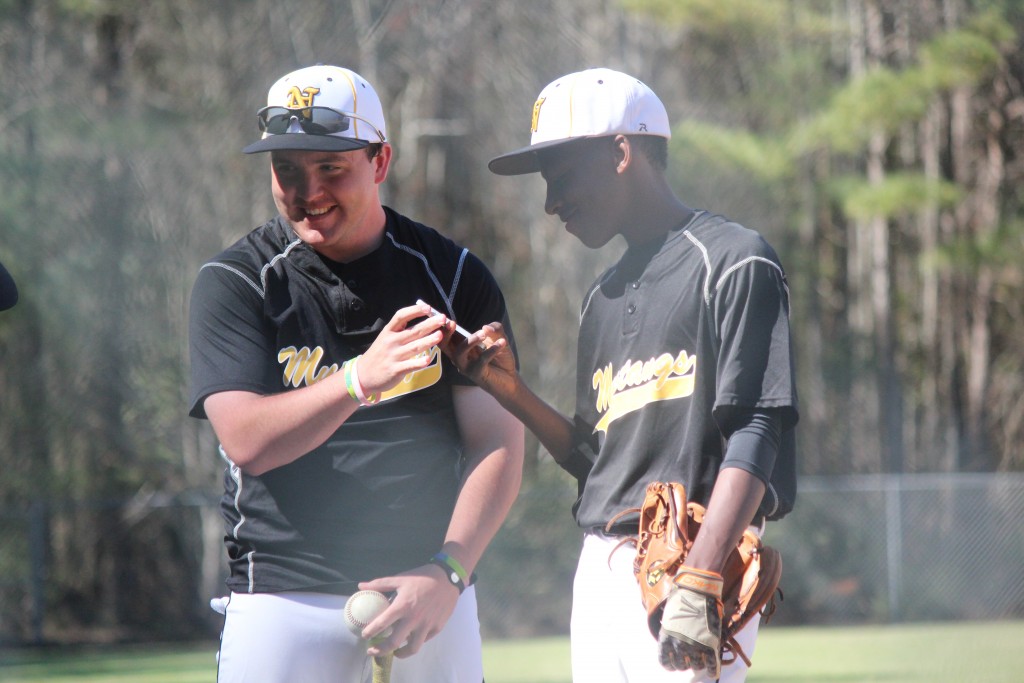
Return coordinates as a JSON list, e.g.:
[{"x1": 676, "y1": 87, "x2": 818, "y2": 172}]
[{"x1": 607, "y1": 481, "x2": 784, "y2": 672}]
